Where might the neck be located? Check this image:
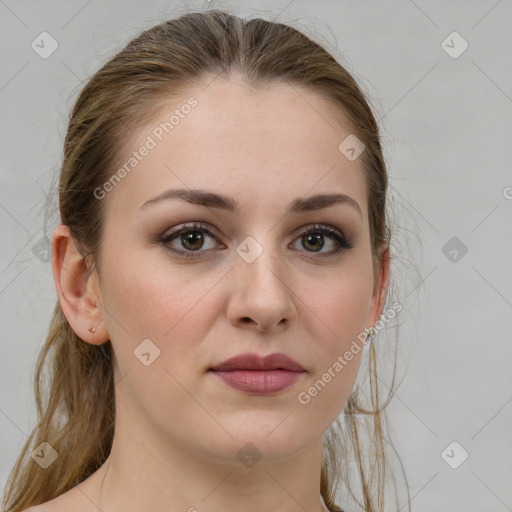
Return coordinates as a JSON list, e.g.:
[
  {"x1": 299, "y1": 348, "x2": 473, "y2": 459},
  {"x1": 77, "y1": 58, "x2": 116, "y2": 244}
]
[{"x1": 84, "y1": 426, "x2": 332, "y2": 512}]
